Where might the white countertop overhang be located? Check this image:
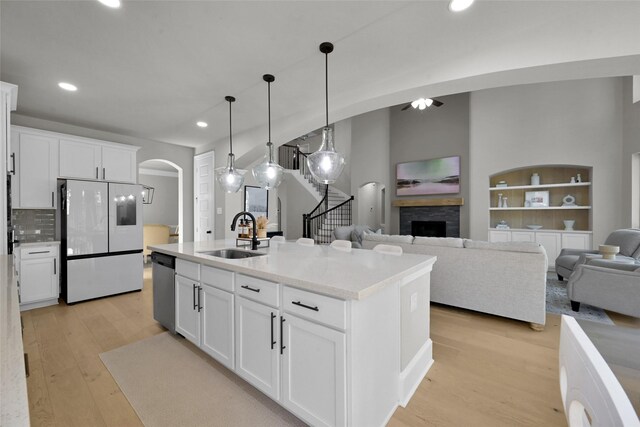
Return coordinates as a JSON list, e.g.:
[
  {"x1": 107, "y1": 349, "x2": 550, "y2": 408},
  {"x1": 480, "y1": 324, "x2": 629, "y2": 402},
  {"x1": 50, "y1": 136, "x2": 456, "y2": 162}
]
[{"x1": 149, "y1": 240, "x2": 436, "y2": 300}]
